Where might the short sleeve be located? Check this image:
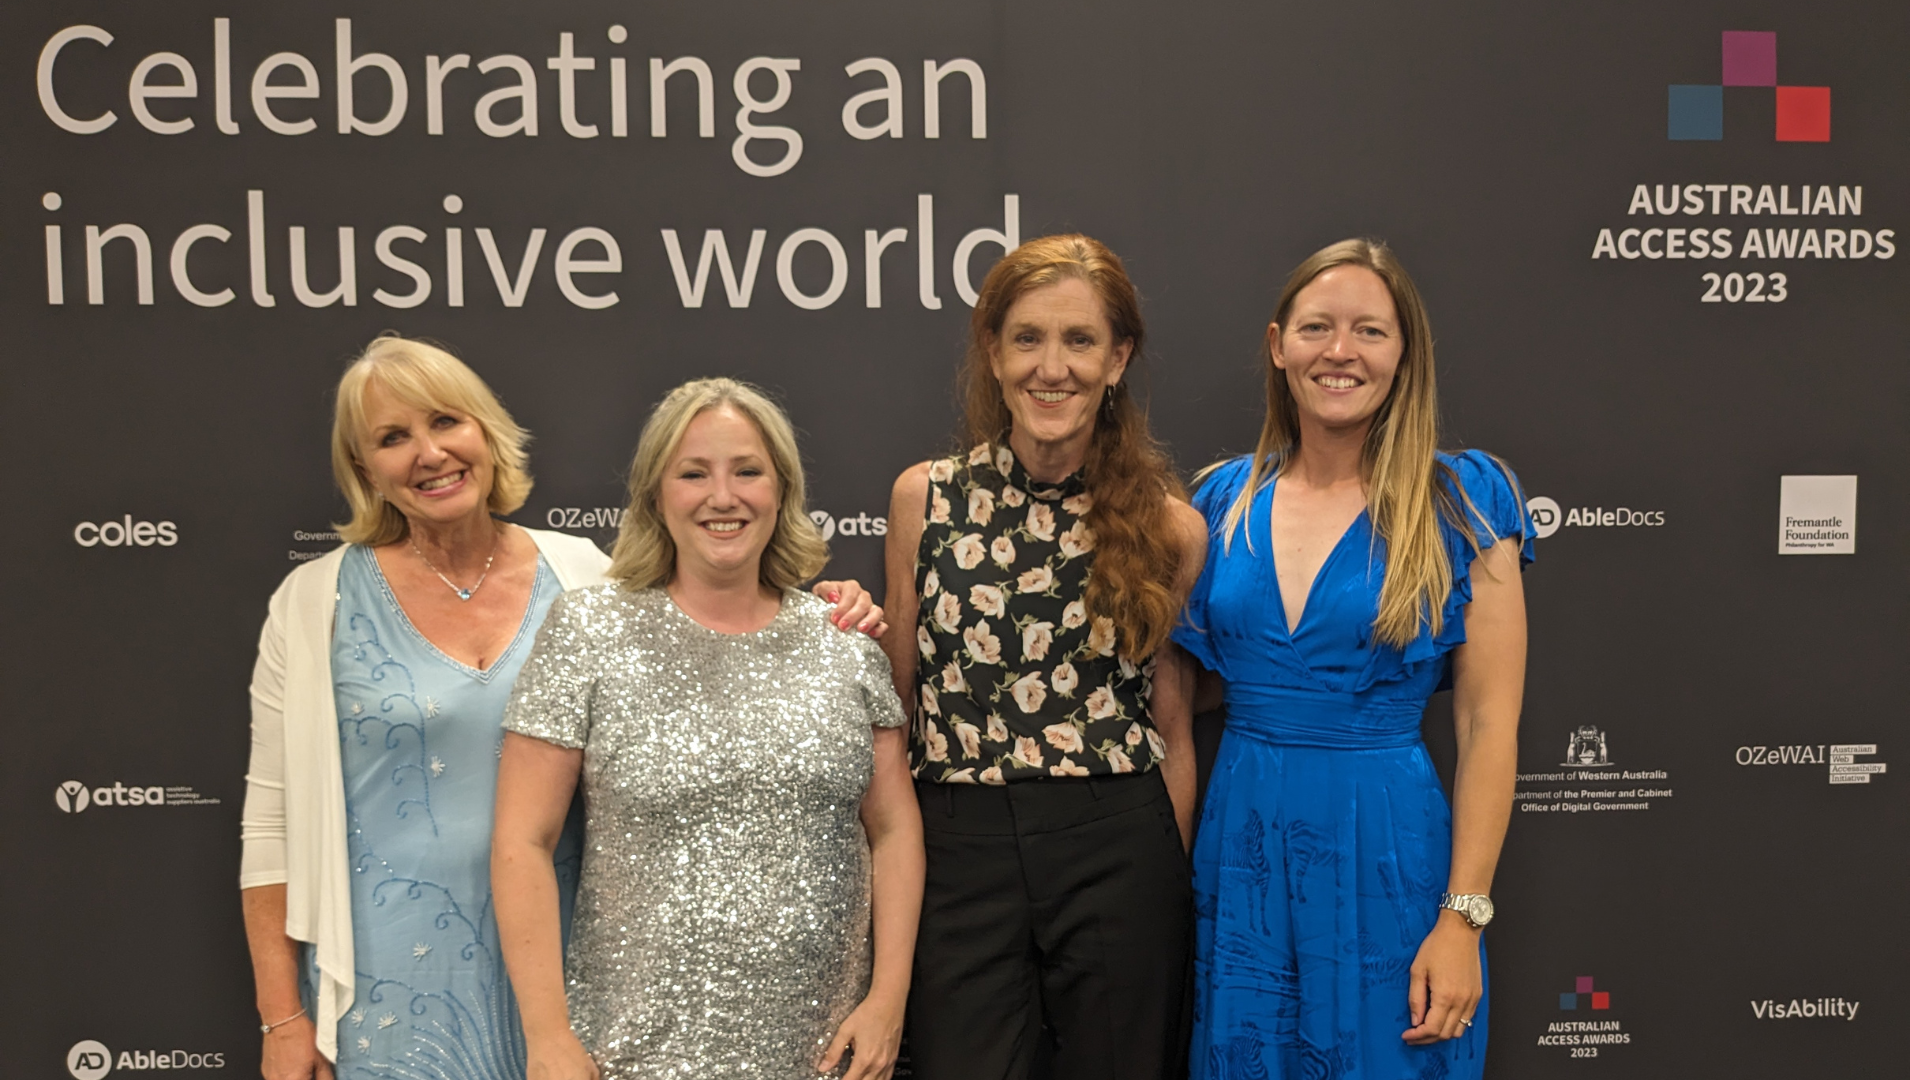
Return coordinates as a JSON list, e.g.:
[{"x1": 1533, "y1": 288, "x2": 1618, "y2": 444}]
[
  {"x1": 855, "y1": 635, "x2": 908, "y2": 729},
  {"x1": 1443, "y1": 449, "x2": 1536, "y2": 569},
  {"x1": 1170, "y1": 456, "x2": 1252, "y2": 674},
  {"x1": 503, "y1": 589, "x2": 601, "y2": 749}
]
